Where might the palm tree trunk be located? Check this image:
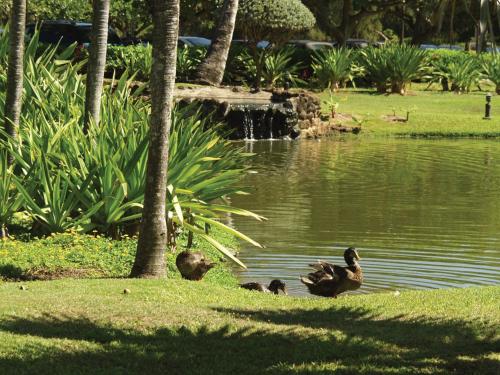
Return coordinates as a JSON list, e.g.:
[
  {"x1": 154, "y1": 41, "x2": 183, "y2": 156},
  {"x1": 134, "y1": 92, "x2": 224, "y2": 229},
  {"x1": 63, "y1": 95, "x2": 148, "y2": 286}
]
[
  {"x1": 84, "y1": 0, "x2": 110, "y2": 133},
  {"x1": 449, "y1": 0, "x2": 456, "y2": 45},
  {"x1": 3, "y1": 0, "x2": 26, "y2": 146},
  {"x1": 478, "y1": 0, "x2": 489, "y2": 53},
  {"x1": 130, "y1": 0, "x2": 180, "y2": 278},
  {"x1": 194, "y1": 0, "x2": 239, "y2": 86}
]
